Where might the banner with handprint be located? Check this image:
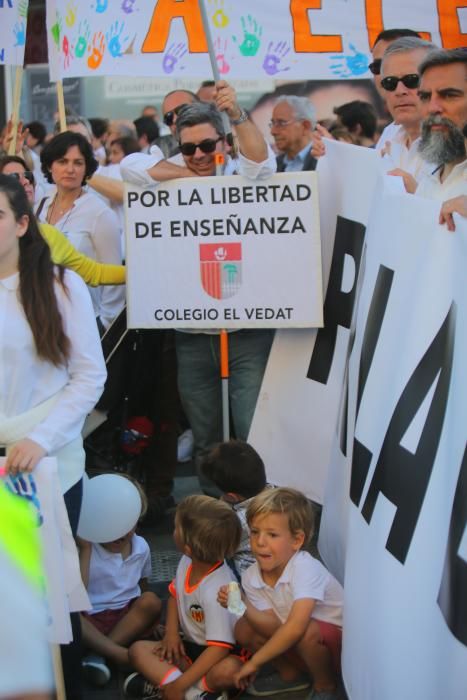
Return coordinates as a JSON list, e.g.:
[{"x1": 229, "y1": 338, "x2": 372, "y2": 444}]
[
  {"x1": 45, "y1": 0, "x2": 465, "y2": 81},
  {"x1": 1, "y1": 457, "x2": 90, "y2": 643},
  {"x1": 0, "y1": 0, "x2": 28, "y2": 66},
  {"x1": 124, "y1": 172, "x2": 323, "y2": 330}
]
